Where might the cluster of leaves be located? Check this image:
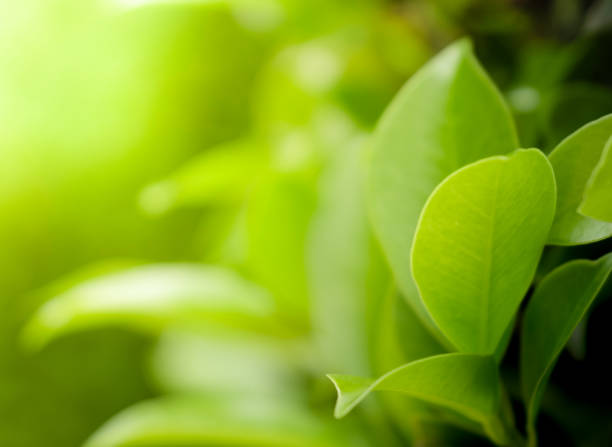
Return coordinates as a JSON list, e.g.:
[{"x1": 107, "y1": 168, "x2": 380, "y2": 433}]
[
  {"x1": 332, "y1": 39, "x2": 612, "y2": 447},
  {"x1": 25, "y1": 37, "x2": 612, "y2": 446},
  {"x1": 4, "y1": 1, "x2": 612, "y2": 447}
]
